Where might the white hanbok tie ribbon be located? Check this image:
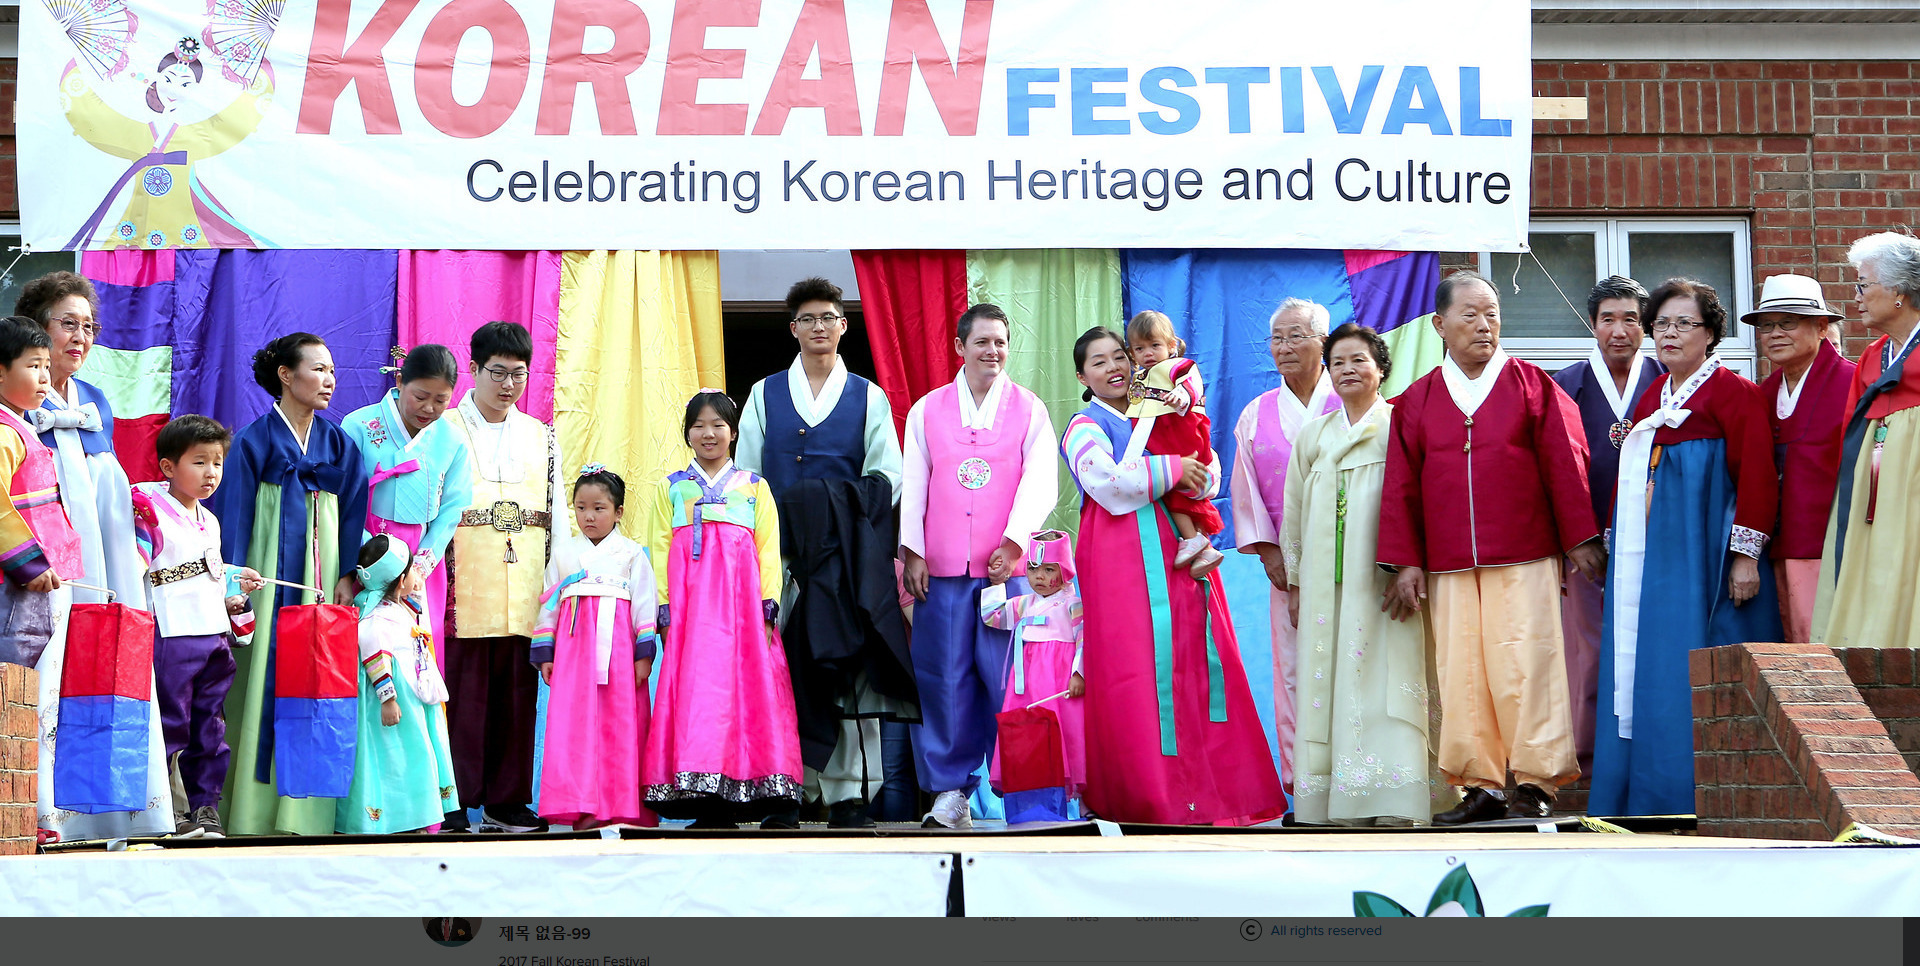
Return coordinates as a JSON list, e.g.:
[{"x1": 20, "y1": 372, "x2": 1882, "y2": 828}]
[
  {"x1": 1609, "y1": 356, "x2": 1720, "y2": 739},
  {"x1": 25, "y1": 402, "x2": 103, "y2": 434},
  {"x1": 562, "y1": 577, "x2": 631, "y2": 685}
]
